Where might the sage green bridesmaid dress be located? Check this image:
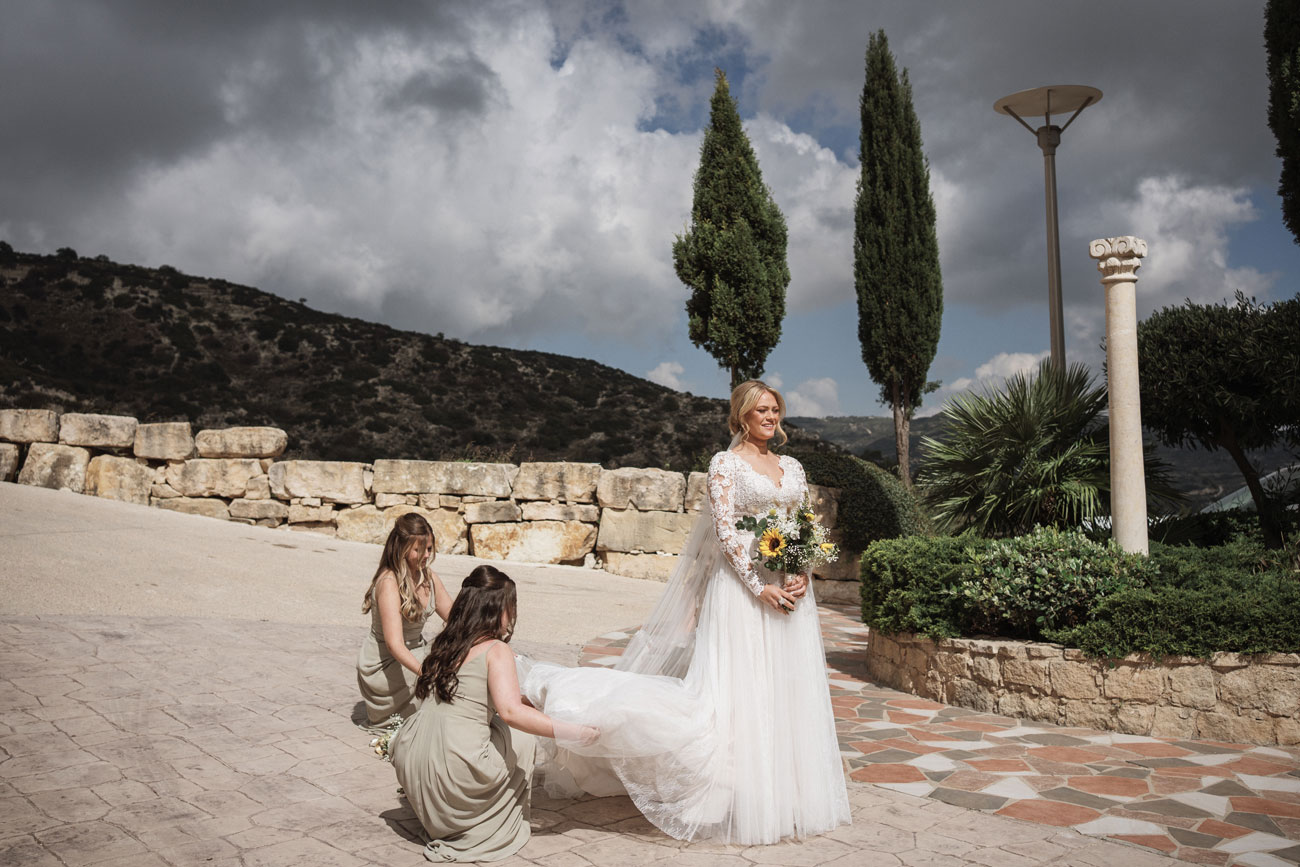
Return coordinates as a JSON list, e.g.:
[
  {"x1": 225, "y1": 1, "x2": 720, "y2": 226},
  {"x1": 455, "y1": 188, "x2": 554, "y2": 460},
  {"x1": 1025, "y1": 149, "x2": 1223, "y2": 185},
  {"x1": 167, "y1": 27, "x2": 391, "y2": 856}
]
[
  {"x1": 356, "y1": 593, "x2": 435, "y2": 730},
  {"x1": 389, "y1": 645, "x2": 537, "y2": 863}
]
